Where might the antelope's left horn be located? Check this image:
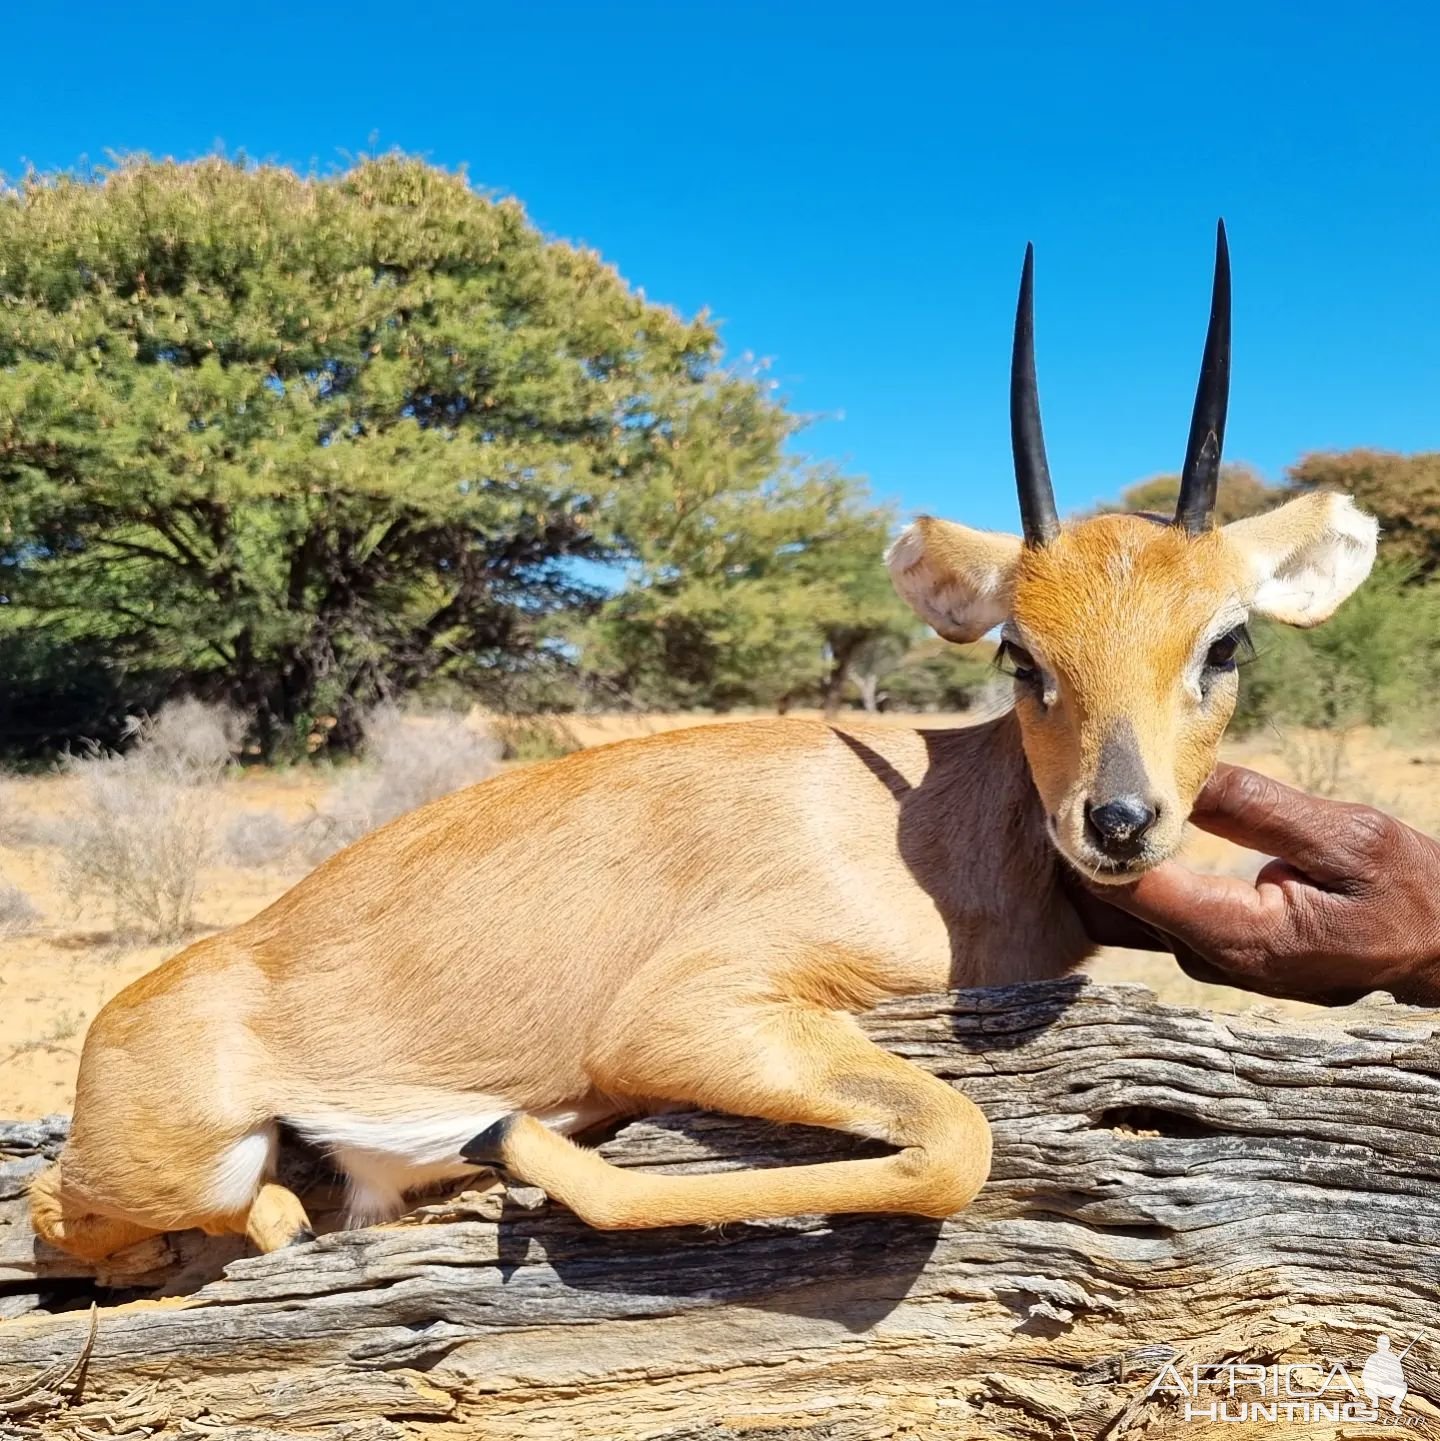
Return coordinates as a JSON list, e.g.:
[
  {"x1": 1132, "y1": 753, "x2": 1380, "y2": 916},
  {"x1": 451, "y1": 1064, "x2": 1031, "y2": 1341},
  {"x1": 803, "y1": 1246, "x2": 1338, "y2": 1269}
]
[
  {"x1": 1011, "y1": 243, "x2": 1061, "y2": 547},
  {"x1": 1175, "y1": 220, "x2": 1232, "y2": 534}
]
